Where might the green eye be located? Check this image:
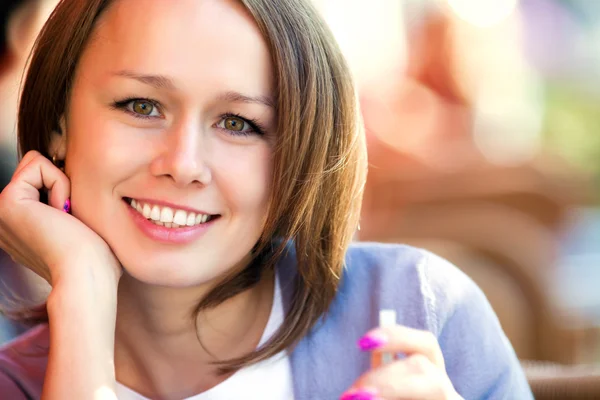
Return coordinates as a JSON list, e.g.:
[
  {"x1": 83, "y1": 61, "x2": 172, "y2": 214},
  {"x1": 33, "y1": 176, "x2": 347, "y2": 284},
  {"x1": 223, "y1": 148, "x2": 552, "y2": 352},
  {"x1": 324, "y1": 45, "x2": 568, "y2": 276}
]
[
  {"x1": 132, "y1": 100, "x2": 155, "y2": 116},
  {"x1": 224, "y1": 116, "x2": 245, "y2": 131},
  {"x1": 216, "y1": 114, "x2": 264, "y2": 136}
]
